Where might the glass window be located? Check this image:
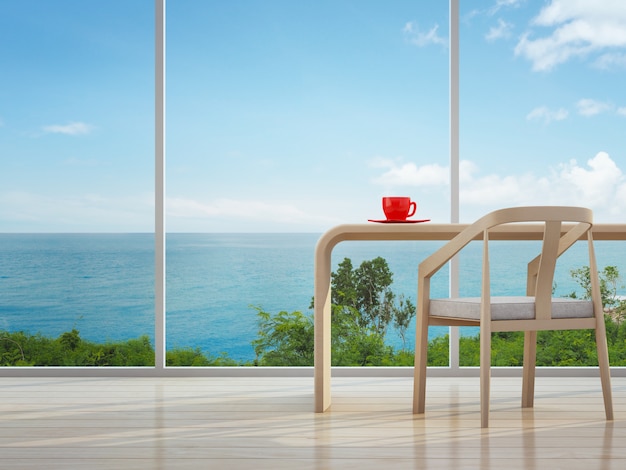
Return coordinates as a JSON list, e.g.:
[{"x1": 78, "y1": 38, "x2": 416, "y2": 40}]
[
  {"x1": 0, "y1": 1, "x2": 154, "y2": 366},
  {"x1": 458, "y1": 0, "x2": 626, "y2": 366},
  {"x1": 167, "y1": 1, "x2": 448, "y2": 365}
]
